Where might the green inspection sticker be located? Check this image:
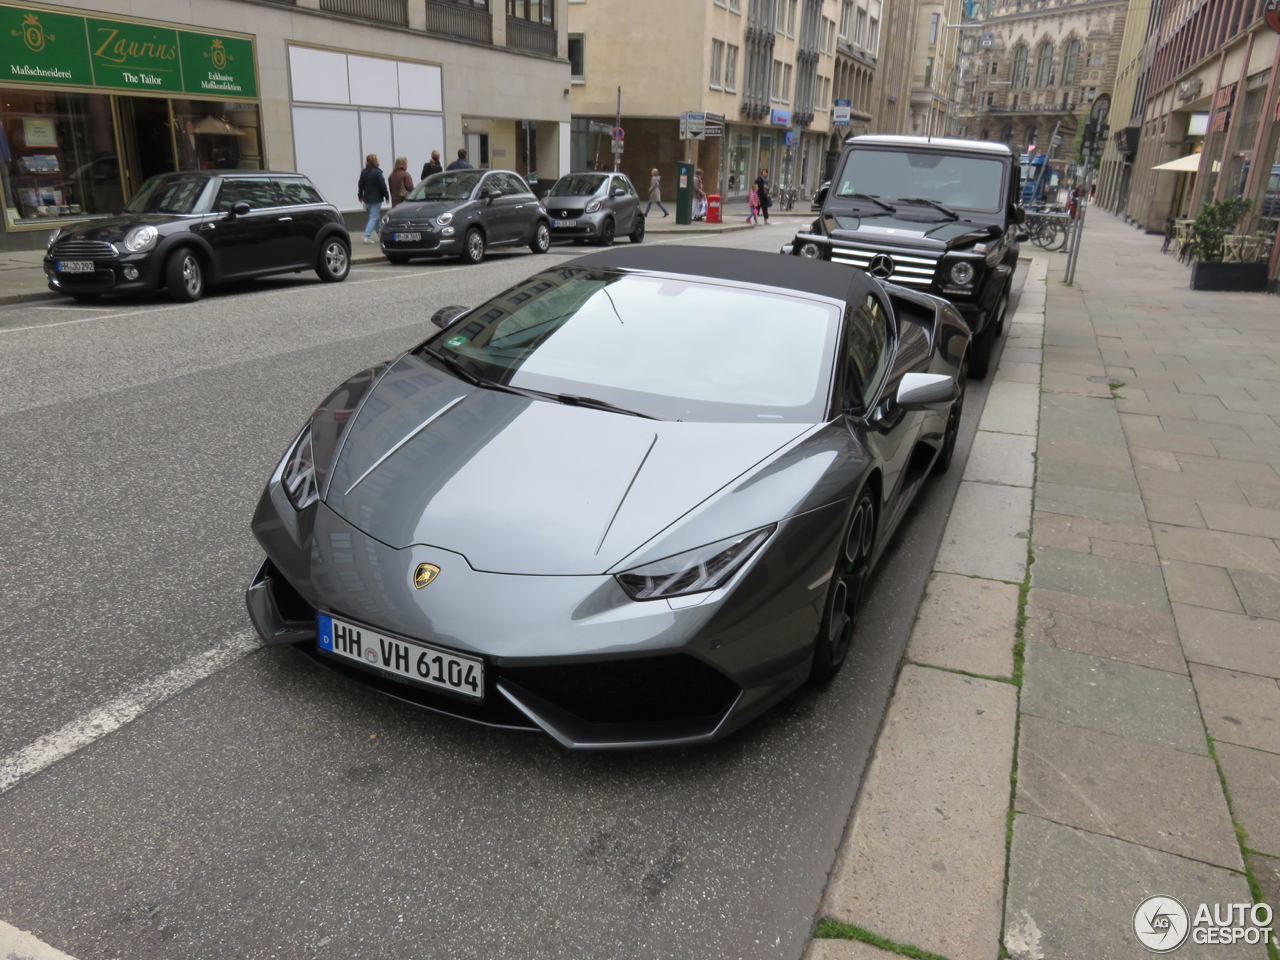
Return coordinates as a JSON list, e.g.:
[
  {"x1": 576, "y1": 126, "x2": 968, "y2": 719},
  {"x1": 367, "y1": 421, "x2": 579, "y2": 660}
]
[{"x1": 445, "y1": 336, "x2": 467, "y2": 347}]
